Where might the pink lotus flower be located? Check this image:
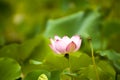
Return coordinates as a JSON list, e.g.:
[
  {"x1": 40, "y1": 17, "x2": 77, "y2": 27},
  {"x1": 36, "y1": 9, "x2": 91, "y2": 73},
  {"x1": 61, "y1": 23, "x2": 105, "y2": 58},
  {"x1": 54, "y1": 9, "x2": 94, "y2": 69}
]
[{"x1": 49, "y1": 35, "x2": 82, "y2": 54}]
